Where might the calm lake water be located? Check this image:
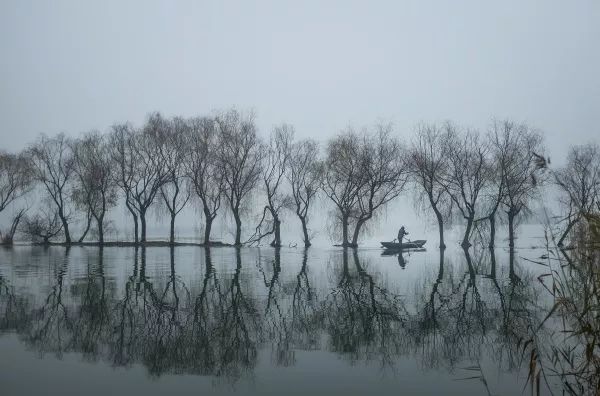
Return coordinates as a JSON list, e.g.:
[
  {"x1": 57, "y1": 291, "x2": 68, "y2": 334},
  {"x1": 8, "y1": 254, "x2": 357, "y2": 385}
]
[{"x1": 0, "y1": 242, "x2": 562, "y2": 395}]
